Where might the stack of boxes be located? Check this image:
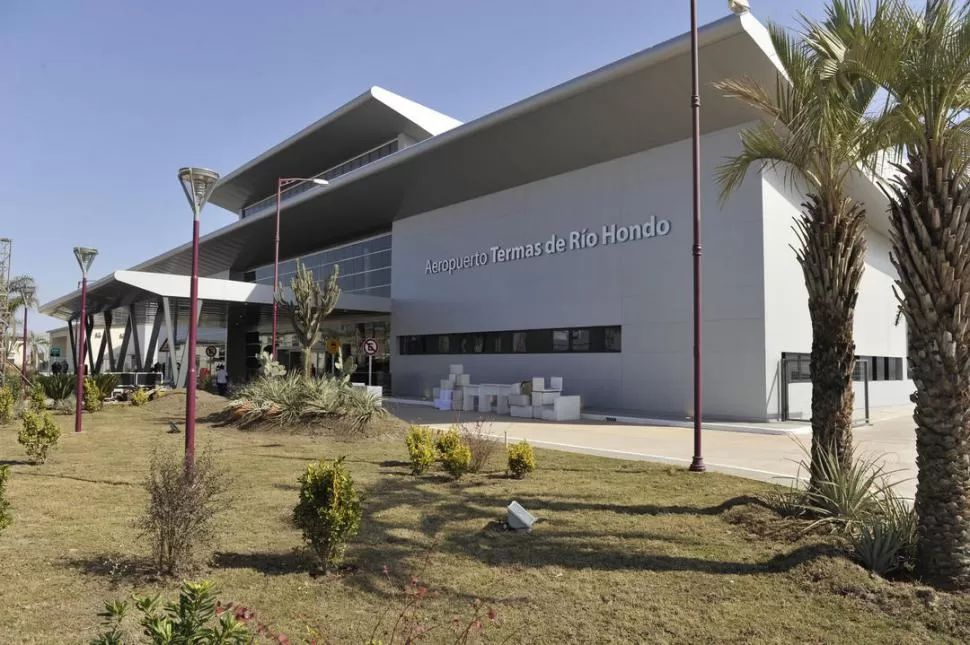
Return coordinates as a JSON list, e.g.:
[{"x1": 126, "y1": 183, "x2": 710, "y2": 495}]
[{"x1": 427, "y1": 371, "x2": 583, "y2": 421}]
